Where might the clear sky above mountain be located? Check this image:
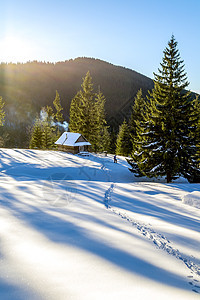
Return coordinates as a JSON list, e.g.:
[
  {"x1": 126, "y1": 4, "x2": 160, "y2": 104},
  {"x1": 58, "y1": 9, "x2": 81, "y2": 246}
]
[{"x1": 0, "y1": 0, "x2": 199, "y2": 93}]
